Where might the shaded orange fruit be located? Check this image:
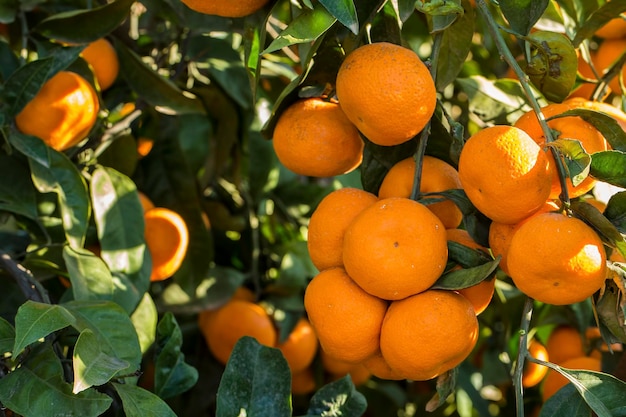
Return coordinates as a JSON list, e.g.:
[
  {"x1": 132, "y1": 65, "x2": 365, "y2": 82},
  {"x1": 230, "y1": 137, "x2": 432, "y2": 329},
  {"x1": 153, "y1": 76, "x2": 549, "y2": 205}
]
[
  {"x1": 336, "y1": 42, "x2": 436, "y2": 146},
  {"x1": 446, "y1": 228, "x2": 495, "y2": 315},
  {"x1": 15, "y1": 71, "x2": 99, "y2": 151},
  {"x1": 304, "y1": 267, "x2": 388, "y2": 364},
  {"x1": 514, "y1": 102, "x2": 608, "y2": 199},
  {"x1": 545, "y1": 326, "x2": 586, "y2": 365},
  {"x1": 307, "y1": 187, "x2": 378, "y2": 271},
  {"x1": 593, "y1": 37, "x2": 626, "y2": 93},
  {"x1": 380, "y1": 289, "x2": 479, "y2": 381},
  {"x1": 507, "y1": 212, "x2": 607, "y2": 305},
  {"x1": 378, "y1": 155, "x2": 463, "y2": 229},
  {"x1": 567, "y1": 50, "x2": 599, "y2": 100},
  {"x1": 596, "y1": 14, "x2": 626, "y2": 39},
  {"x1": 81, "y1": 38, "x2": 119, "y2": 91},
  {"x1": 564, "y1": 96, "x2": 626, "y2": 133},
  {"x1": 277, "y1": 318, "x2": 319, "y2": 373},
  {"x1": 343, "y1": 197, "x2": 448, "y2": 300},
  {"x1": 199, "y1": 299, "x2": 277, "y2": 365},
  {"x1": 458, "y1": 125, "x2": 552, "y2": 224},
  {"x1": 542, "y1": 356, "x2": 602, "y2": 401},
  {"x1": 136, "y1": 137, "x2": 154, "y2": 158},
  {"x1": 179, "y1": 0, "x2": 270, "y2": 17},
  {"x1": 272, "y1": 98, "x2": 364, "y2": 177},
  {"x1": 137, "y1": 191, "x2": 155, "y2": 212},
  {"x1": 144, "y1": 207, "x2": 190, "y2": 282},
  {"x1": 320, "y1": 349, "x2": 355, "y2": 376},
  {"x1": 291, "y1": 367, "x2": 317, "y2": 395},
  {"x1": 363, "y1": 351, "x2": 405, "y2": 381},
  {"x1": 522, "y1": 340, "x2": 549, "y2": 388}
]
